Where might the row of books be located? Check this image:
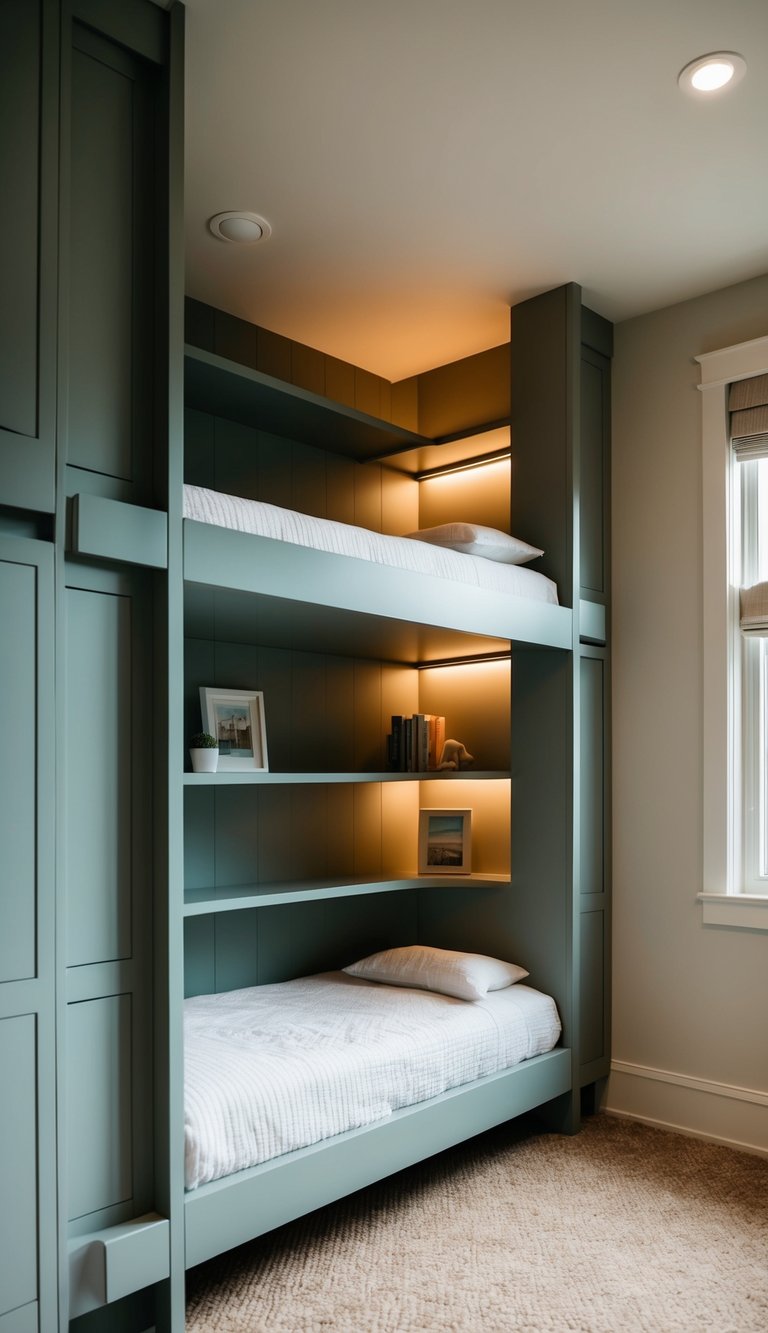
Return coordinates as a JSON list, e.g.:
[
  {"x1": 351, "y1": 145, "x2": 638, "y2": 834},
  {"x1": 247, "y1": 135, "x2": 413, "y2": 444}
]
[{"x1": 387, "y1": 714, "x2": 446, "y2": 772}]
